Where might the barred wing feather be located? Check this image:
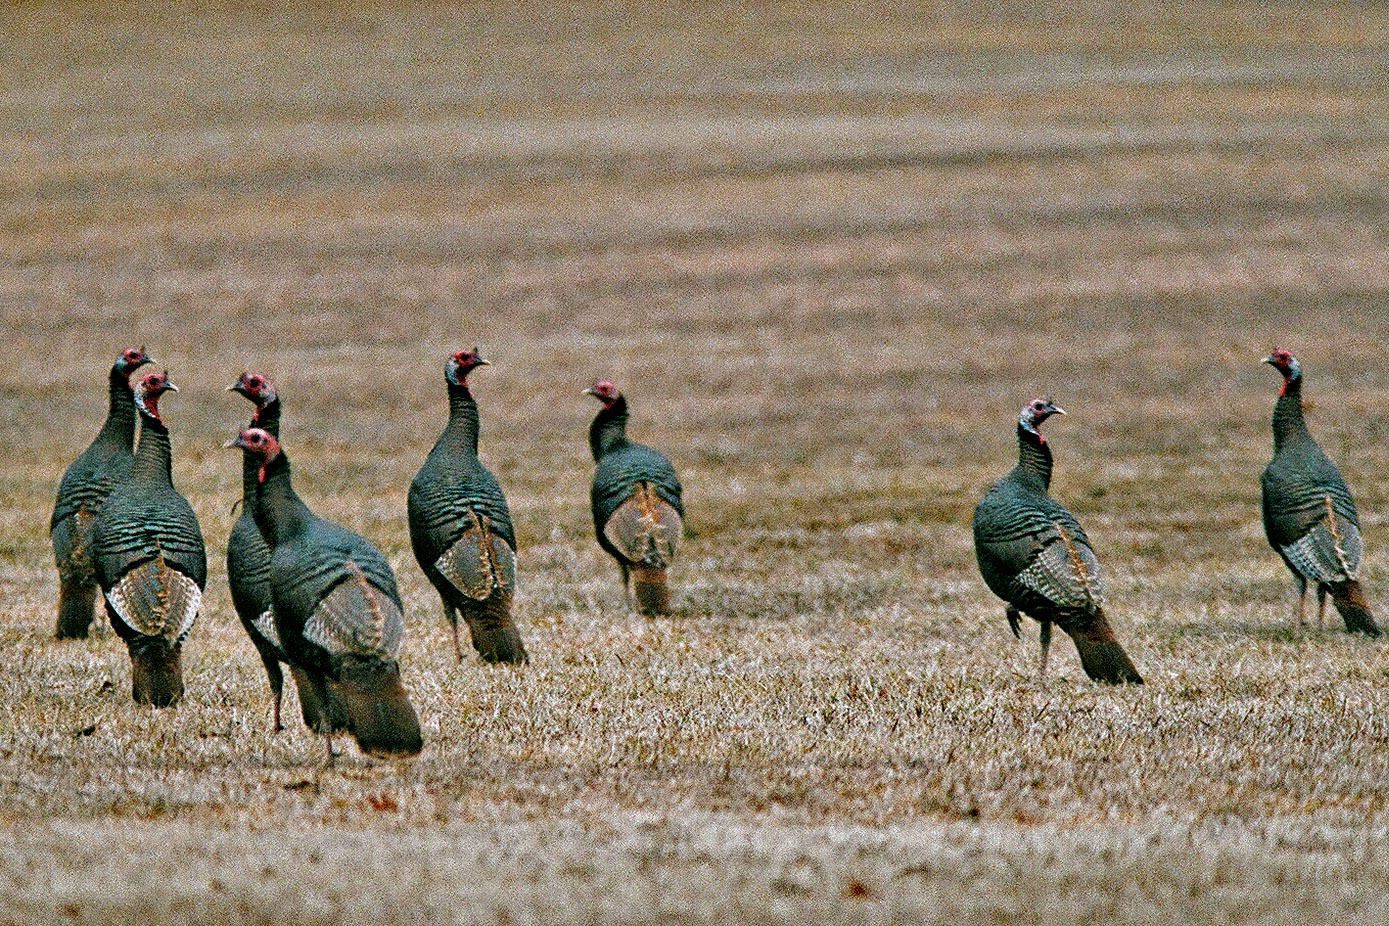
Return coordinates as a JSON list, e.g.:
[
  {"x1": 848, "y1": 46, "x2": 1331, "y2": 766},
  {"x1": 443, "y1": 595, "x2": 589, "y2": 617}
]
[
  {"x1": 1014, "y1": 521, "x2": 1105, "y2": 611},
  {"x1": 105, "y1": 553, "x2": 201, "y2": 644},
  {"x1": 302, "y1": 563, "x2": 405, "y2": 661},
  {"x1": 433, "y1": 511, "x2": 516, "y2": 601},
  {"x1": 603, "y1": 482, "x2": 681, "y2": 568},
  {"x1": 1281, "y1": 497, "x2": 1363, "y2": 584}
]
